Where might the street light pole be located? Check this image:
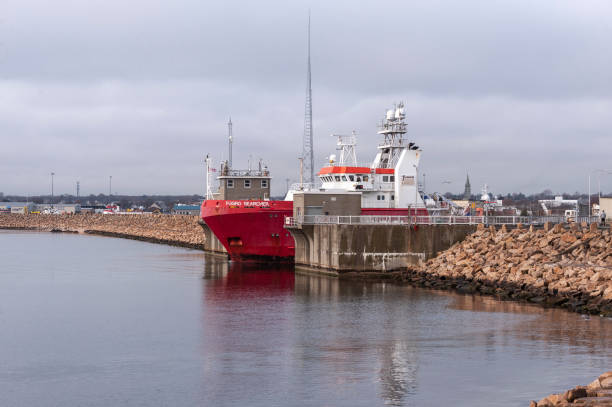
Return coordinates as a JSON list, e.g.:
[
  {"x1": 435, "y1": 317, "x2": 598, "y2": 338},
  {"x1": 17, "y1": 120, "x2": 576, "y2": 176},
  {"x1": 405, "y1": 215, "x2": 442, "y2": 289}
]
[{"x1": 51, "y1": 172, "x2": 55, "y2": 206}]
